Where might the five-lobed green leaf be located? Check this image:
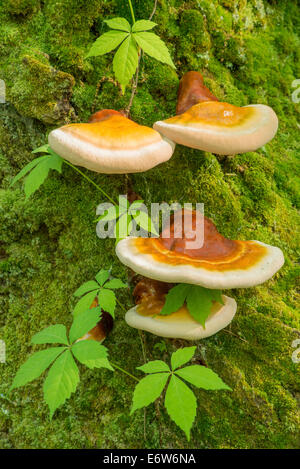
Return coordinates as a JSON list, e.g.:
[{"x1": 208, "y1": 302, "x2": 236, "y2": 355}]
[
  {"x1": 95, "y1": 269, "x2": 110, "y2": 286},
  {"x1": 133, "y1": 31, "x2": 175, "y2": 68},
  {"x1": 175, "y1": 365, "x2": 231, "y2": 391},
  {"x1": 164, "y1": 375, "x2": 197, "y2": 441},
  {"x1": 69, "y1": 306, "x2": 102, "y2": 344},
  {"x1": 72, "y1": 340, "x2": 113, "y2": 370},
  {"x1": 31, "y1": 325, "x2": 69, "y2": 346},
  {"x1": 104, "y1": 278, "x2": 127, "y2": 289},
  {"x1": 10, "y1": 347, "x2": 66, "y2": 391},
  {"x1": 43, "y1": 349, "x2": 79, "y2": 419},
  {"x1": 113, "y1": 35, "x2": 139, "y2": 92},
  {"x1": 131, "y1": 373, "x2": 169, "y2": 414},
  {"x1": 86, "y1": 30, "x2": 128, "y2": 58}
]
